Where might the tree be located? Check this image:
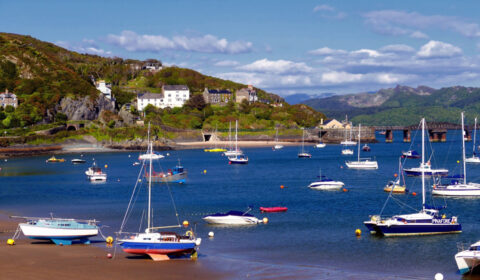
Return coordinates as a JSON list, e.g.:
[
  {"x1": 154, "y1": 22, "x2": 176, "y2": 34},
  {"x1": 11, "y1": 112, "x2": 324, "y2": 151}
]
[
  {"x1": 4, "y1": 105, "x2": 14, "y2": 113},
  {"x1": 55, "y1": 112, "x2": 68, "y2": 124},
  {"x1": 185, "y1": 94, "x2": 206, "y2": 111}
]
